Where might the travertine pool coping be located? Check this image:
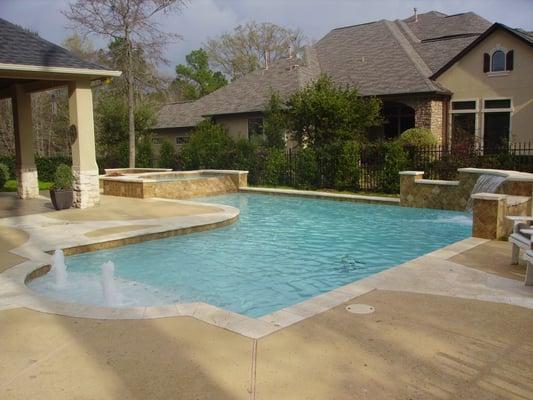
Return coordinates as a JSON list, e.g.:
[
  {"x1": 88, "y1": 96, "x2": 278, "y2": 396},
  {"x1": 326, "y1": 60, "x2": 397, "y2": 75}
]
[
  {"x1": 240, "y1": 187, "x2": 400, "y2": 205},
  {"x1": 1, "y1": 196, "x2": 532, "y2": 340}
]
